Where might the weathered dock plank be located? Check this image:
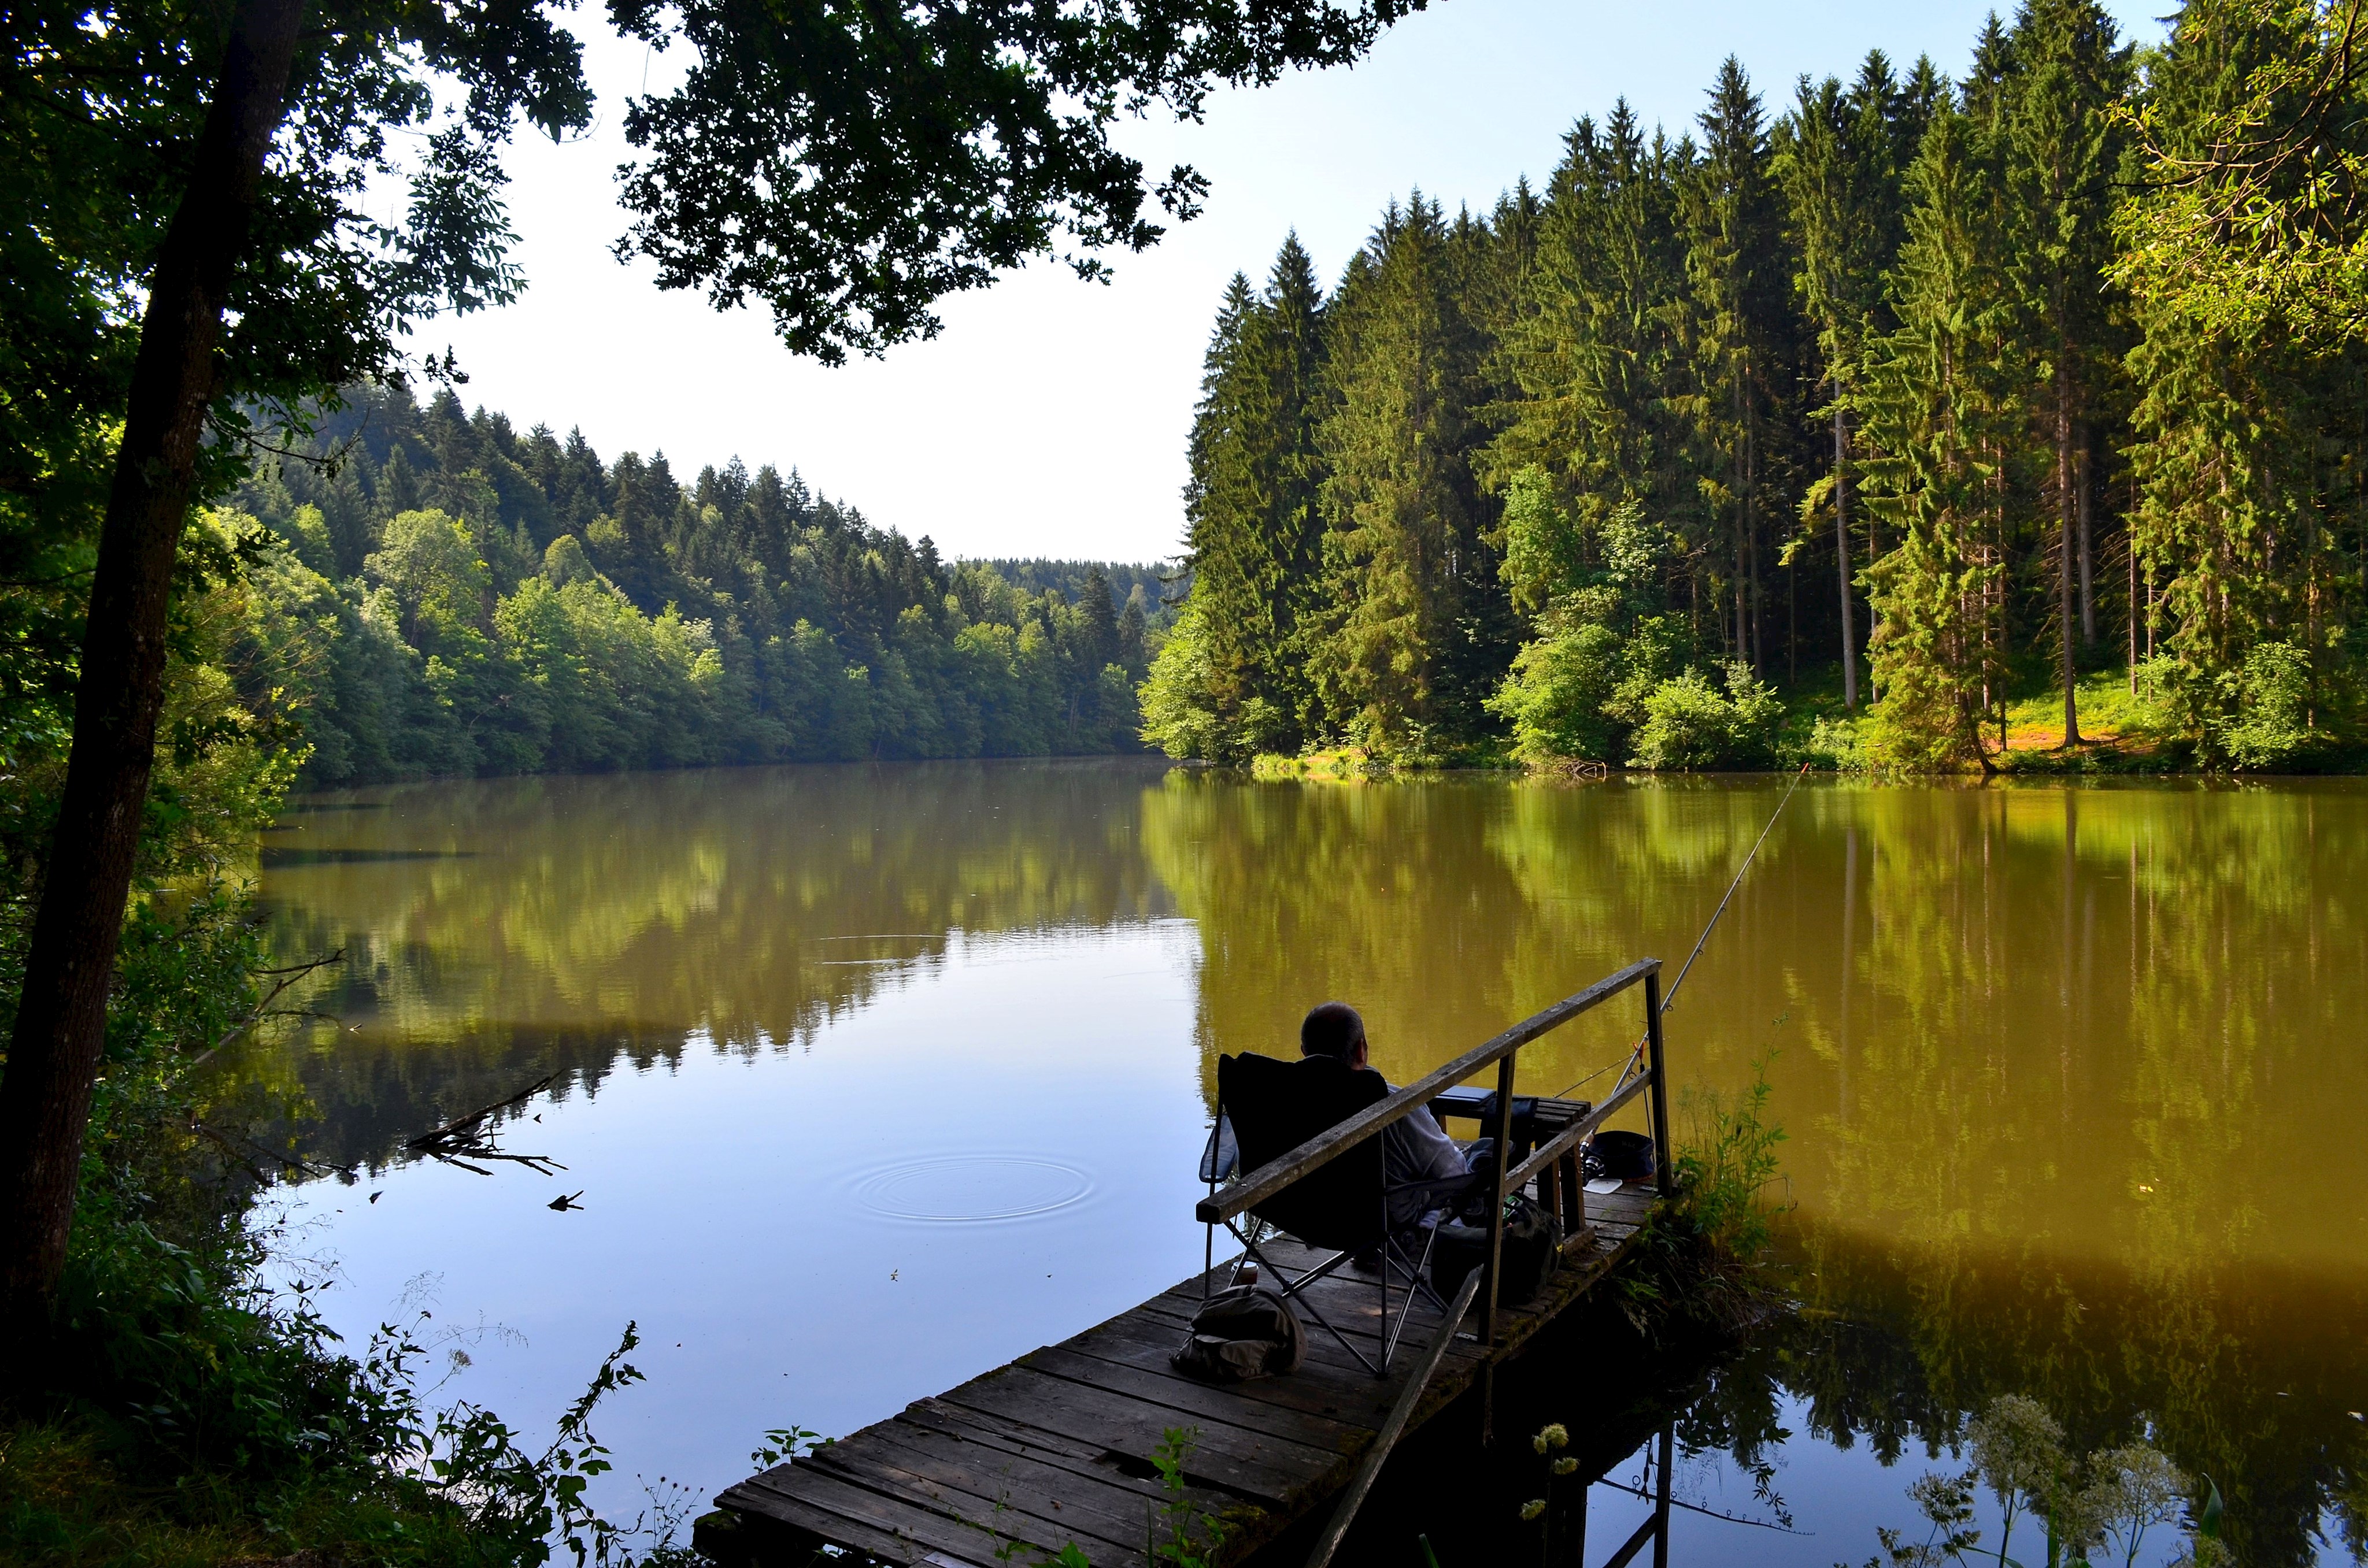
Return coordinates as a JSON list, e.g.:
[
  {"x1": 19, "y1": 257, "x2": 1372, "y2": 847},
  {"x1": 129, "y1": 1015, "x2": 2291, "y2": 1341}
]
[{"x1": 704, "y1": 1184, "x2": 1657, "y2": 1567}]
